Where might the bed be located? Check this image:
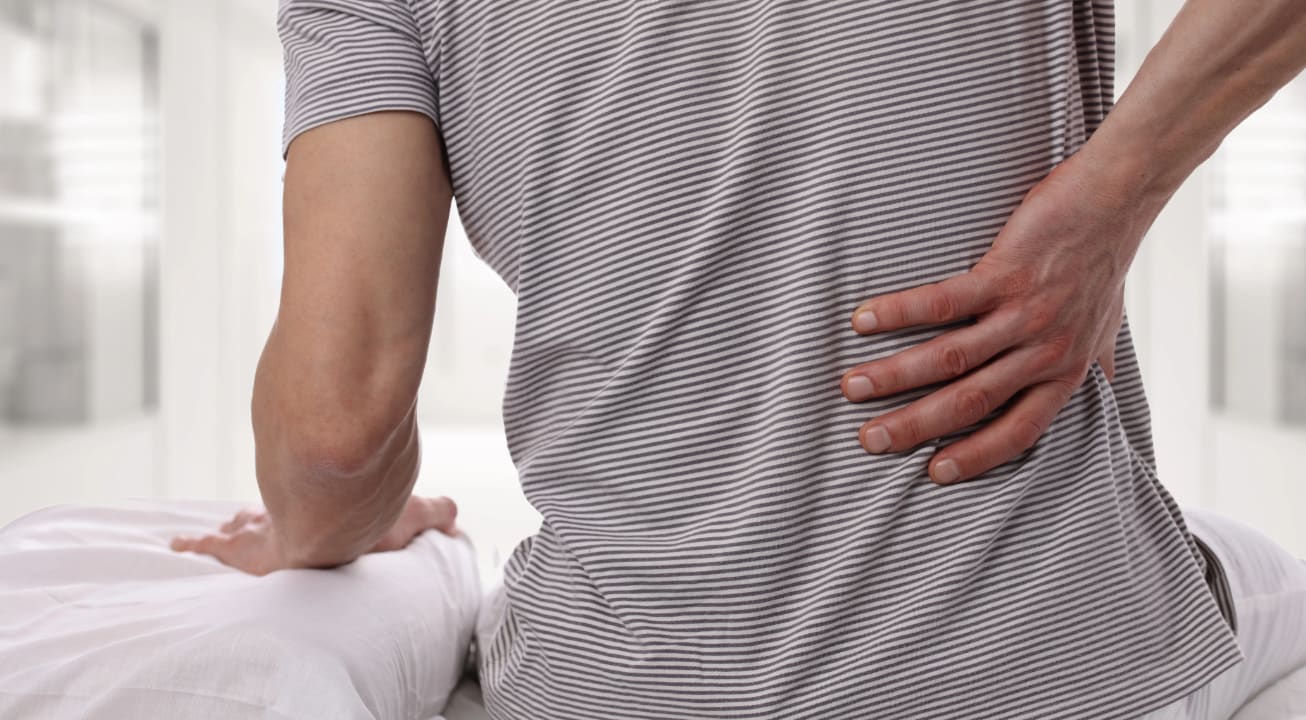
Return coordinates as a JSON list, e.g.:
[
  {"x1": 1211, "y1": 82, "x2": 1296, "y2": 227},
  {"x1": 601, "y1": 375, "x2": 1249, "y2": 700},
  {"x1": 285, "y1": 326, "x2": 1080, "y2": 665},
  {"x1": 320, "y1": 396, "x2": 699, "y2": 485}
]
[
  {"x1": 0, "y1": 499, "x2": 488, "y2": 719},
  {"x1": 1, "y1": 499, "x2": 1302, "y2": 719},
  {"x1": 1233, "y1": 666, "x2": 1306, "y2": 720}
]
